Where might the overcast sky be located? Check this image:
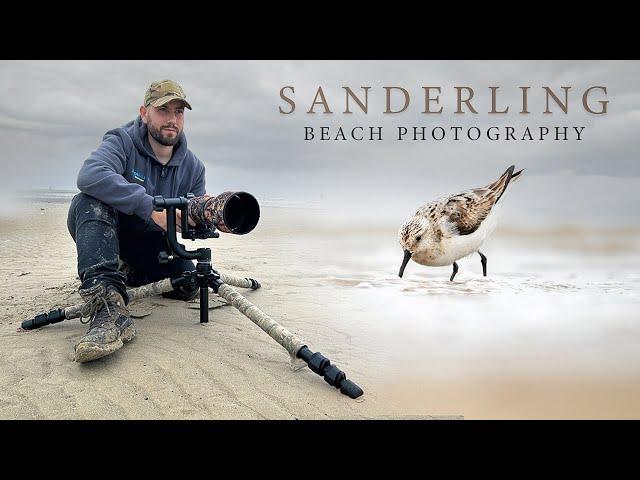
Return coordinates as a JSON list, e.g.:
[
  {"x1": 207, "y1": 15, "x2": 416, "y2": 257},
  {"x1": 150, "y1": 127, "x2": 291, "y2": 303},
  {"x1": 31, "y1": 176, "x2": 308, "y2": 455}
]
[{"x1": 1, "y1": 60, "x2": 638, "y2": 226}]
